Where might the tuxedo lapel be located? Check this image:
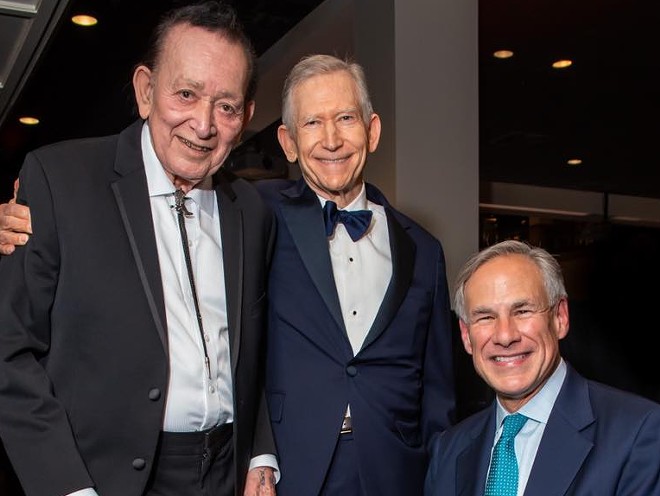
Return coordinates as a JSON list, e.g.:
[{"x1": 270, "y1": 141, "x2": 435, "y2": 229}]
[
  {"x1": 111, "y1": 121, "x2": 167, "y2": 351},
  {"x1": 361, "y1": 208, "x2": 415, "y2": 349},
  {"x1": 214, "y1": 171, "x2": 242, "y2": 374},
  {"x1": 280, "y1": 181, "x2": 346, "y2": 334}
]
